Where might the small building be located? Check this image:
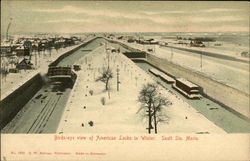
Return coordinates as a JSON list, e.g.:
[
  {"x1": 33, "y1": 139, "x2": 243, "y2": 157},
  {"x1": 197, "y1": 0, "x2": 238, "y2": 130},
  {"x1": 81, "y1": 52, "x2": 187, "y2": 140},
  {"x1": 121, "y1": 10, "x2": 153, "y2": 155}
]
[
  {"x1": 15, "y1": 46, "x2": 25, "y2": 56},
  {"x1": 16, "y1": 58, "x2": 33, "y2": 70},
  {"x1": 190, "y1": 40, "x2": 205, "y2": 47},
  {"x1": 31, "y1": 44, "x2": 39, "y2": 51},
  {"x1": 127, "y1": 39, "x2": 135, "y2": 43},
  {"x1": 240, "y1": 51, "x2": 249, "y2": 58},
  {"x1": 159, "y1": 41, "x2": 168, "y2": 46},
  {"x1": 117, "y1": 36, "x2": 123, "y2": 40},
  {"x1": 1, "y1": 43, "x2": 12, "y2": 53}
]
